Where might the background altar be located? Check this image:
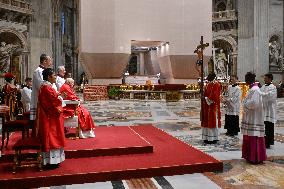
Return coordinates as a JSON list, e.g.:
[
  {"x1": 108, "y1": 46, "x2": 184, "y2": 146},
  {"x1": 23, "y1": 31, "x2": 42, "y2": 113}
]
[{"x1": 125, "y1": 75, "x2": 159, "y2": 85}]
